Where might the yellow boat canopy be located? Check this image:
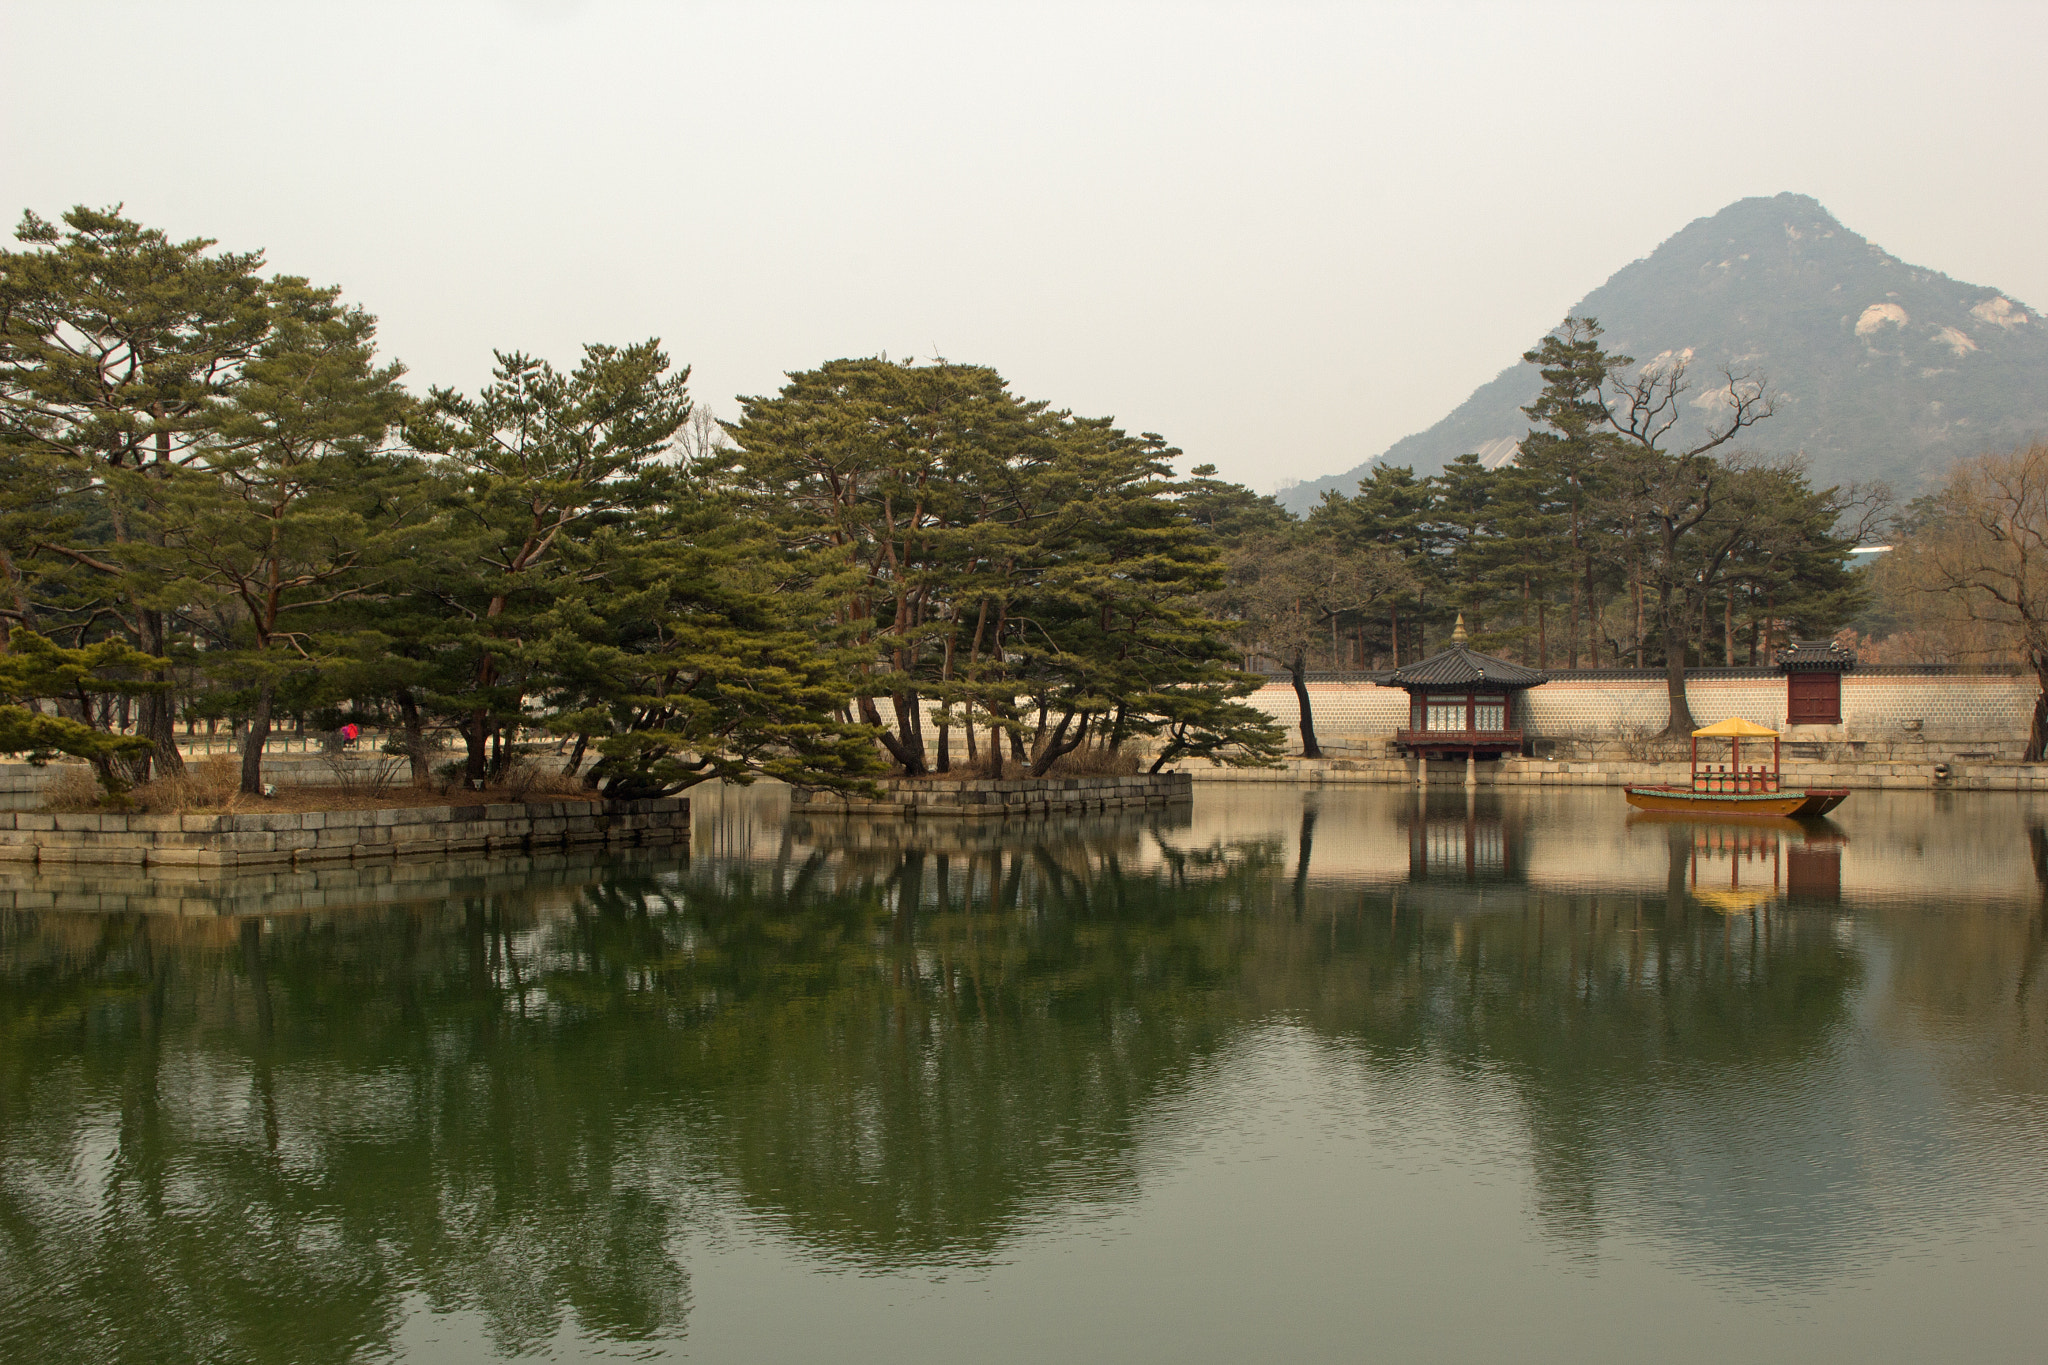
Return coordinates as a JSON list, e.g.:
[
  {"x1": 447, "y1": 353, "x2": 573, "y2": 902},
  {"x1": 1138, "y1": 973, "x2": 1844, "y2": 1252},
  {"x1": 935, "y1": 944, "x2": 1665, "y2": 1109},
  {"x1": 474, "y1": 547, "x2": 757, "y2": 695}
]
[{"x1": 1693, "y1": 717, "x2": 1779, "y2": 739}]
